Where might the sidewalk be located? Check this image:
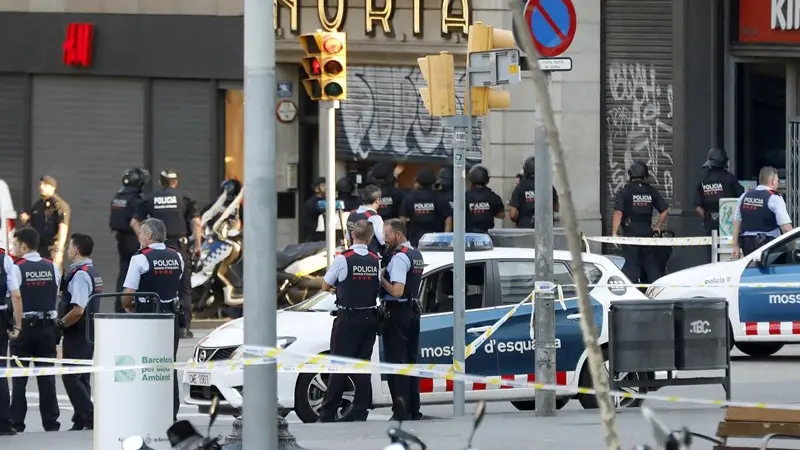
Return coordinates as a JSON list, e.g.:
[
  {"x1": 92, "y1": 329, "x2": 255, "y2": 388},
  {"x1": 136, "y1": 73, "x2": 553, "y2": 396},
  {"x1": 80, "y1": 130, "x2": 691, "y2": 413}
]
[{"x1": 0, "y1": 407, "x2": 730, "y2": 450}]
